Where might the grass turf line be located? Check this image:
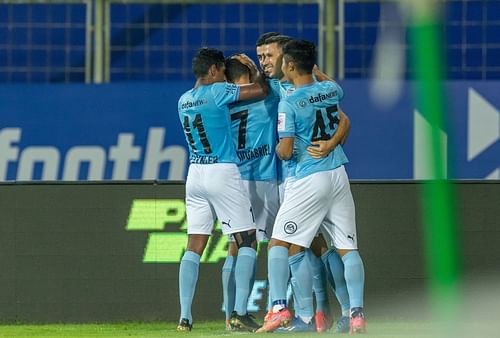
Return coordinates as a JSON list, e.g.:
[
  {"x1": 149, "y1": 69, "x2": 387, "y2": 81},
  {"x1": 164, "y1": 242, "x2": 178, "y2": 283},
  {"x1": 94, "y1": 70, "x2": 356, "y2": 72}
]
[{"x1": 0, "y1": 320, "x2": 445, "y2": 337}]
